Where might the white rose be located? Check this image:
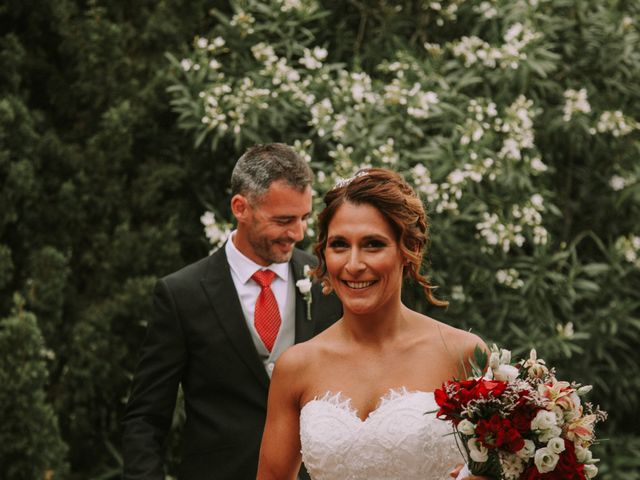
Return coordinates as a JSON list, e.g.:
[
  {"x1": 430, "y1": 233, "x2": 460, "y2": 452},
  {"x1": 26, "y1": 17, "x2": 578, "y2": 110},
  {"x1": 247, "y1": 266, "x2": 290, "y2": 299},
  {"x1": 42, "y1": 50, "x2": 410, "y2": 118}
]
[
  {"x1": 584, "y1": 464, "x2": 598, "y2": 479},
  {"x1": 575, "y1": 446, "x2": 593, "y2": 464},
  {"x1": 493, "y1": 364, "x2": 519, "y2": 382},
  {"x1": 296, "y1": 278, "x2": 312, "y2": 294},
  {"x1": 537, "y1": 425, "x2": 562, "y2": 443},
  {"x1": 499, "y1": 348, "x2": 512, "y2": 364},
  {"x1": 516, "y1": 439, "x2": 536, "y2": 459},
  {"x1": 468, "y1": 438, "x2": 489, "y2": 462},
  {"x1": 534, "y1": 447, "x2": 560, "y2": 473},
  {"x1": 457, "y1": 419, "x2": 476, "y2": 435},
  {"x1": 531, "y1": 410, "x2": 557, "y2": 431},
  {"x1": 489, "y1": 351, "x2": 501, "y2": 370},
  {"x1": 547, "y1": 437, "x2": 566, "y2": 454}
]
